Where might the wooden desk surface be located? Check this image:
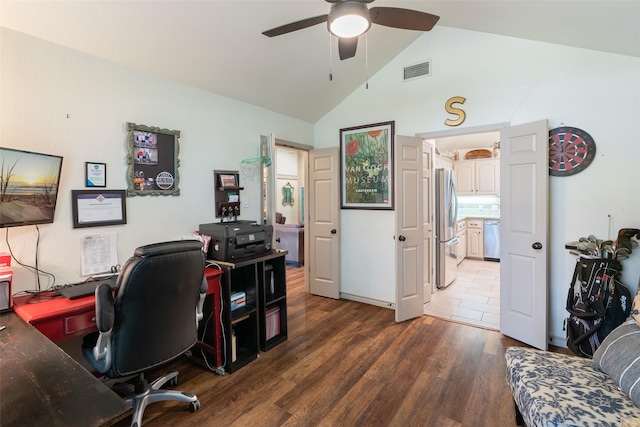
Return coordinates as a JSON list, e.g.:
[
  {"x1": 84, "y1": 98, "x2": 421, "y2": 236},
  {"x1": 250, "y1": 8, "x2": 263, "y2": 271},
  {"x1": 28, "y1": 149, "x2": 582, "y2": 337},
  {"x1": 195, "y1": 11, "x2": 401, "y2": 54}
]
[
  {"x1": 0, "y1": 311, "x2": 130, "y2": 426},
  {"x1": 13, "y1": 294, "x2": 98, "y2": 343},
  {"x1": 13, "y1": 293, "x2": 95, "y2": 323},
  {"x1": 210, "y1": 249, "x2": 287, "y2": 269}
]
